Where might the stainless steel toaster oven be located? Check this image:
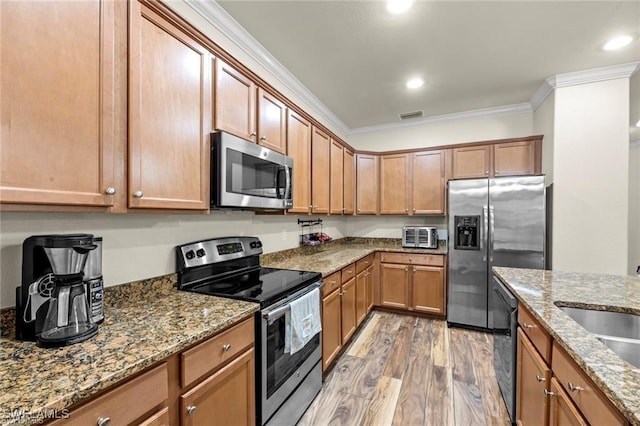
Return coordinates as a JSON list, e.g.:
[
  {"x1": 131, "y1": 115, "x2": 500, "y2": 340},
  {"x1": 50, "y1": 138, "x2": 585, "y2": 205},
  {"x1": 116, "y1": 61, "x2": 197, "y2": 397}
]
[{"x1": 402, "y1": 226, "x2": 438, "y2": 248}]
